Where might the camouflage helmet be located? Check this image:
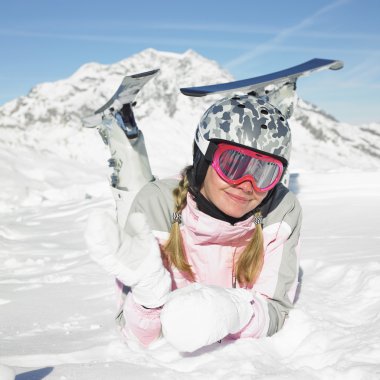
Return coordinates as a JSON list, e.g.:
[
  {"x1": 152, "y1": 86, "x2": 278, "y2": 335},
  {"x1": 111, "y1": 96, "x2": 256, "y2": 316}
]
[{"x1": 194, "y1": 94, "x2": 292, "y2": 165}]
